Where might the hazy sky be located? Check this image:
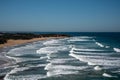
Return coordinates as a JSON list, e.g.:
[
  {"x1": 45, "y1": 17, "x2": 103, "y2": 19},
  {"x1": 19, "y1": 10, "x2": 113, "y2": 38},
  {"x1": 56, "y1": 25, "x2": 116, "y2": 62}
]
[{"x1": 0, "y1": 0, "x2": 120, "y2": 32}]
